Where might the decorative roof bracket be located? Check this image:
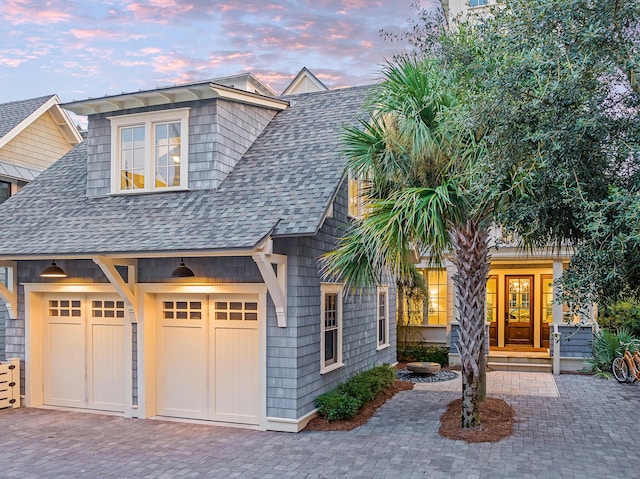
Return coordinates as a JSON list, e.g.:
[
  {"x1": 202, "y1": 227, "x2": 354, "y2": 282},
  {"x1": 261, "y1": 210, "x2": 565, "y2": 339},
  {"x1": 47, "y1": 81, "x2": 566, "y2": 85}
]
[
  {"x1": 93, "y1": 256, "x2": 138, "y2": 317},
  {"x1": 252, "y1": 252, "x2": 287, "y2": 327},
  {"x1": 0, "y1": 261, "x2": 17, "y2": 319}
]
